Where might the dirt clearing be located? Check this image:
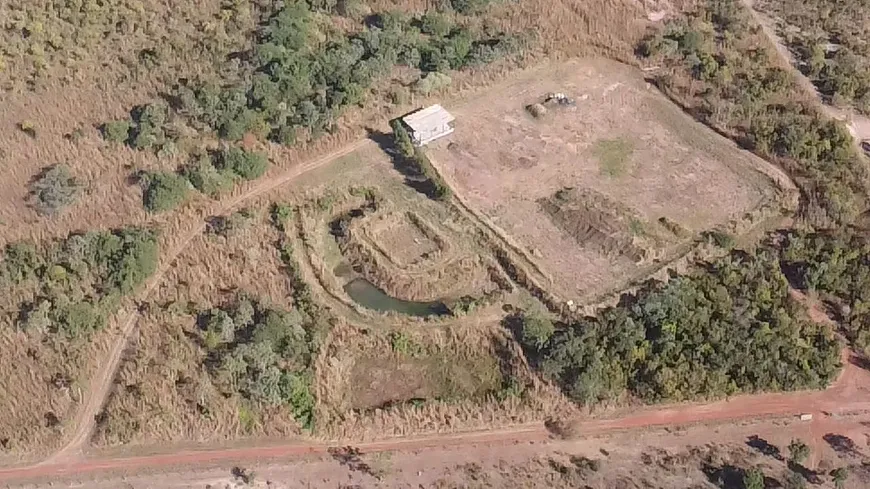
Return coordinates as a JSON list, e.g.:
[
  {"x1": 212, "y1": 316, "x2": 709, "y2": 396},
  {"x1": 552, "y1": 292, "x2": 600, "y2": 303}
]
[{"x1": 429, "y1": 58, "x2": 789, "y2": 302}]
